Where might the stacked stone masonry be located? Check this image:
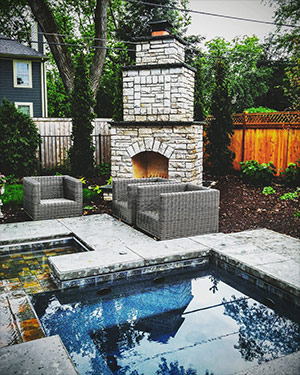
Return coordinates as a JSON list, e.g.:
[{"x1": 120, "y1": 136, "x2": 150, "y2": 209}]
[
  {"x1": 111, "y1": 124, "x2": 203, "y2": 183},
  {"x1": 136, "y1": 38, "x2": 185, "y2": 65},
  {"x1": 123, "y1": 36, "x2": 195, "y2": 122},
  {"x1": 123, "y1": 66, "x2": 194, "y2": 122}
]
